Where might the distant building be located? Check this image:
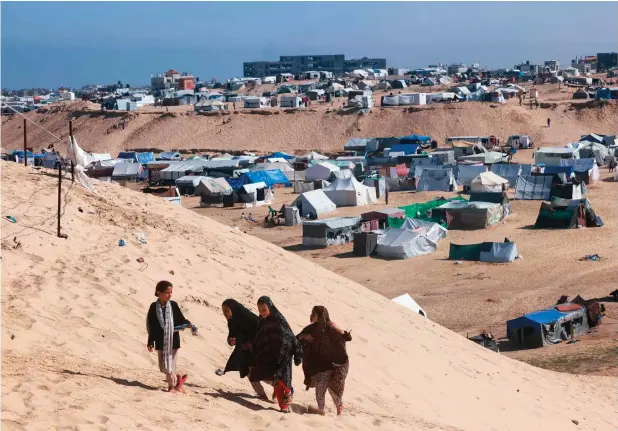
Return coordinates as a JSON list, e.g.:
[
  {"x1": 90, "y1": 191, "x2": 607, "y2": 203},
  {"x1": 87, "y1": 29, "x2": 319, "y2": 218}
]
[
  {"x1": 177, "y1": 74, "x2": 195, "y2": 91},
  {"x1": 596, "y1": 52, "x2": 617, "y2": 71},
  {"x1": 514, "y1": 61, "x2": 540, "y2": 75},
  {"x1": 447, "y1": 63, "x2": 468, "y2": 74},
  {"x1": 571, "y1": 56, "x2": 597, "y2": 74},
  {"x1": 151, "y1": 69, "x2": 183, "y2": 91},
  {"x1": 243, "y1": 54, "x2": 386, "y2": 78},
  {"x1": 543, "y1": 60, "x2": 560, "y2": 72}
]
